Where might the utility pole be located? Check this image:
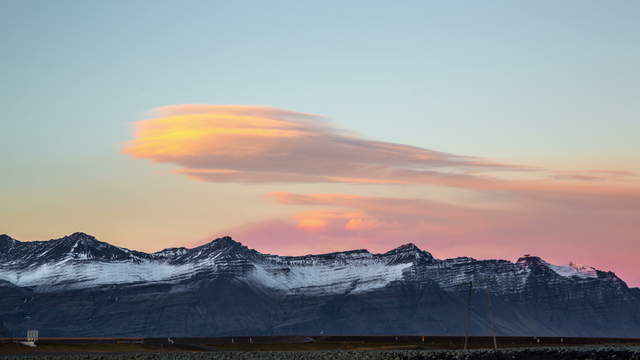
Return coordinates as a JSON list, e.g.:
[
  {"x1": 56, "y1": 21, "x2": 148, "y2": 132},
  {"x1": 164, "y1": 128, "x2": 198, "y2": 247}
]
[
  {"x1": 485, "y1": 289, "x2": 498, "y2": 350},
  {"x1": 464, "y1": 281, "x2": 473, "y2": 350}
]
